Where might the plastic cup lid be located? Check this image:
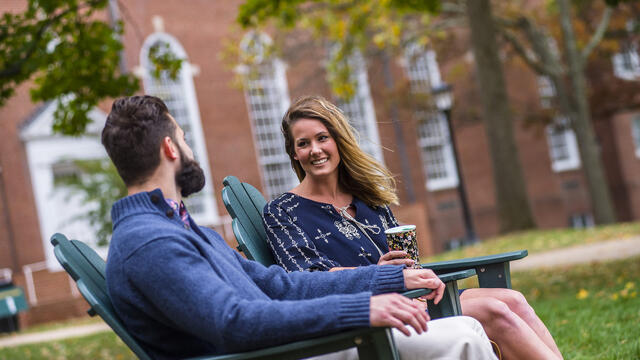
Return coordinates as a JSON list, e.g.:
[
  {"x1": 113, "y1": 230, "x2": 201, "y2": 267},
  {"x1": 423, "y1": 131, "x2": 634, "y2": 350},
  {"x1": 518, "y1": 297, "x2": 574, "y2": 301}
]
[{"x1": 384, "y1": 225, "x2": 416, "y2": 234}]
